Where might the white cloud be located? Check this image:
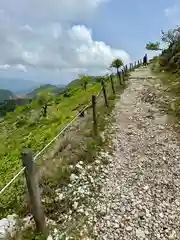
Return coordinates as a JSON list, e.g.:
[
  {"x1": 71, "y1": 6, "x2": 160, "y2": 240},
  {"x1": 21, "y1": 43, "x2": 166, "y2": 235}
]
[
  {"x1": 0, "y1": 0, "x2": 130, "y2": 80},
  {"x1": 164, "y1": 5, "x2": 180, "y2": 25},
  {"x1": 0, "y1": 0, "x2": 109, "y2": 23}
]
